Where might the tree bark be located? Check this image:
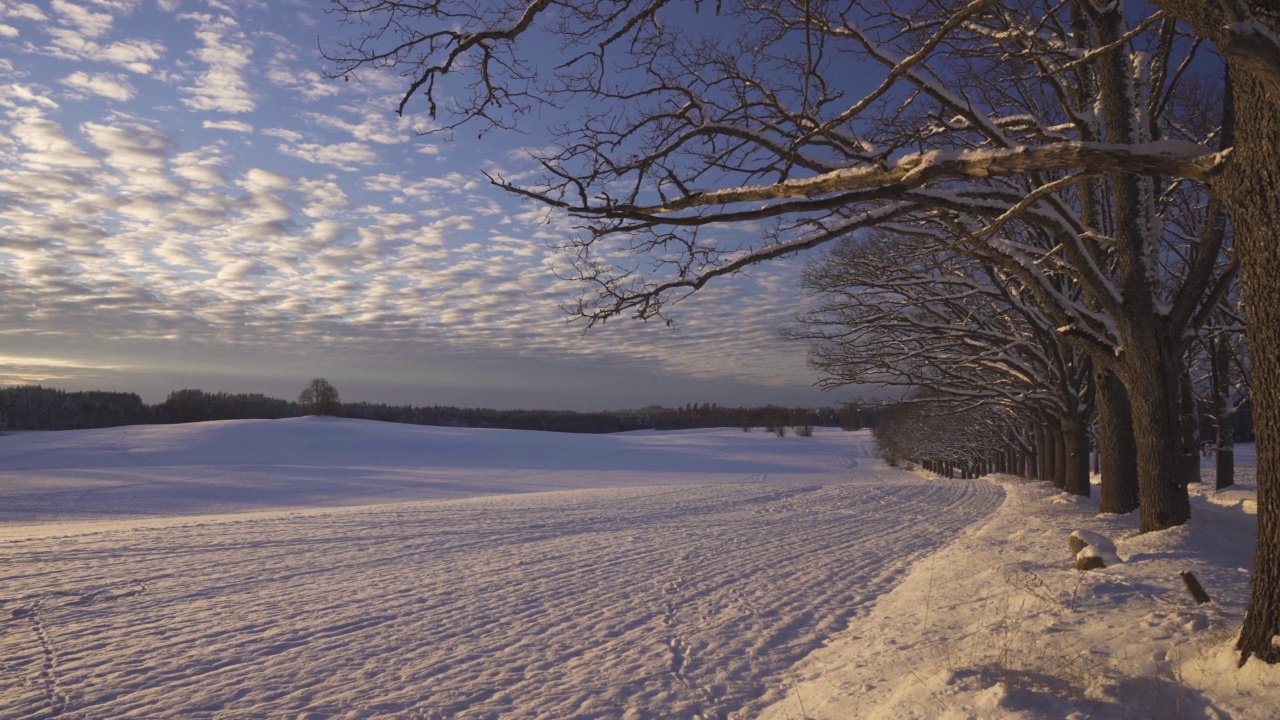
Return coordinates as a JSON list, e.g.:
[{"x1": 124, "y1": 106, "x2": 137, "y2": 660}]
[
  {"x1": 1117, "y1": 336, "x2": 1192, "y2": 532},
  {"x1": 1064, "y1": 409, "x2": 1092, "y2": 497},
  {"x1": 1210, "y1": 334, "x2": 1238, "y2": 490},
  {"x1": 1092, "y1": 4, "x2": 1189, "y2": 531},
  {"x1": 1054, "y1": 417, "x2": 1064, "y2": 489},
  {"x1": 1222, "y1": 60, "x2": 1280, "y2": 664},
  {"x1": 1096, "y1": 370, "x2": 1141, "y2": 514},
  {"x1": 1181, "y1": 370, "x2": 1204, "y2": 485},
  {"x1": 1216, "y1": 429, "x2": 1236, "y2": 490},
  {"x1": 1036, "y1": 422, "x2": 1049, "y2": 482},
  {"x1": 1146, "y1": 0, "x2": 1280, "y2": 670},
  {"x1": 1050, "y1": 416, "x2": 1066, "y2": 490}
]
